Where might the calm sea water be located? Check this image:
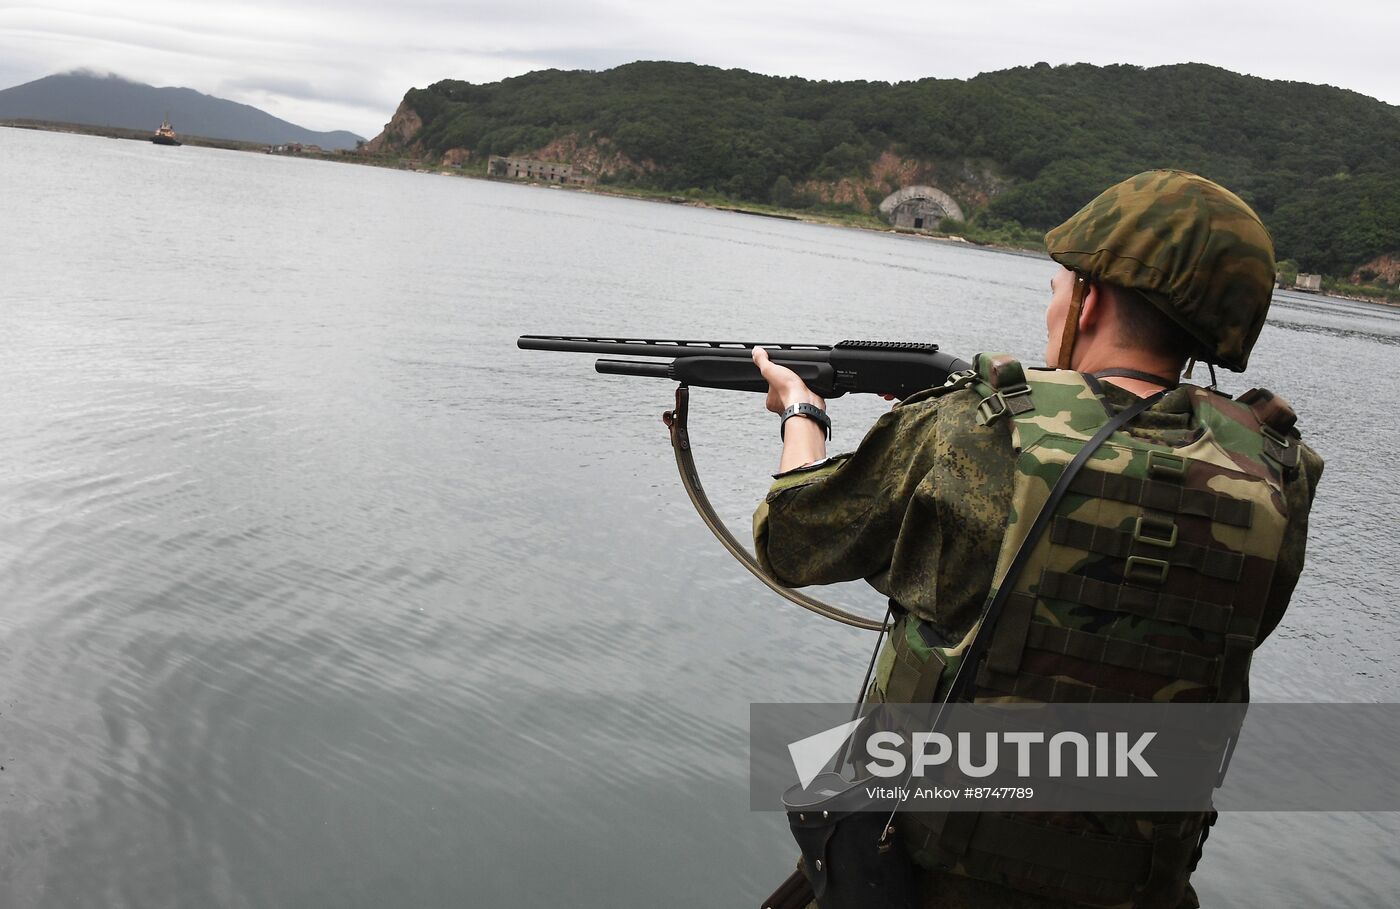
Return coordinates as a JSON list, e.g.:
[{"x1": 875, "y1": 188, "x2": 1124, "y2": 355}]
[{"x1": 2, "y1": 126, "x2": 1398, "y2": 908}]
